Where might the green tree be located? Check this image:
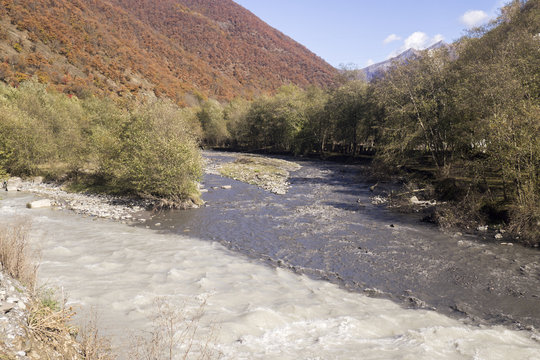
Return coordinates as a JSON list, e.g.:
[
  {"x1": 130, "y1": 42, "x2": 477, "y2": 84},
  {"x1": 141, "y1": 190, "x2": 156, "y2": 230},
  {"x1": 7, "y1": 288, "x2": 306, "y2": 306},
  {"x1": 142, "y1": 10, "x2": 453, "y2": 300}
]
[
  {"x1": 326, "y1": 80, "x2": 373, "y2": 155},
  {"x1": 243, "y1": 85, "x2": 307, "y2": 152},
  {"x1": 375, "y1": 48, "x2": 458, "y2": 174},
  {"x1": 454, "y1": 0, "x2": 540, "y2": 239},
  {"x1": 112, "y1": 100, "x2": 203, "y2": 202},
  {"x1": 197, "y1": 99, "x2": 228, "y2": 147}
]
